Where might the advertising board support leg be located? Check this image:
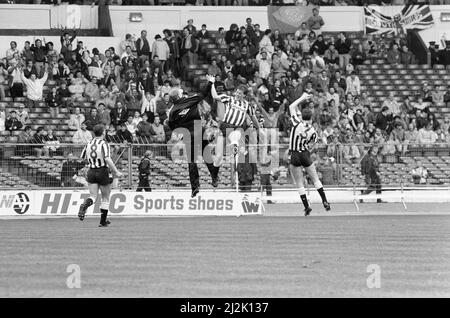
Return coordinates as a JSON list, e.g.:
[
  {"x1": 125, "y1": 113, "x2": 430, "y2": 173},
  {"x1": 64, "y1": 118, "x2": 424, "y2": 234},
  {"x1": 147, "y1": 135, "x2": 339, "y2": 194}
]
[
  {"x1": 401, "y1": 181, "x2": 407, "y2": 210},
  {"x1": 353, "y1": 184, "x2": 359, "y2": 212}
]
